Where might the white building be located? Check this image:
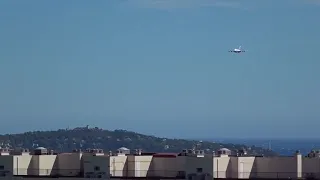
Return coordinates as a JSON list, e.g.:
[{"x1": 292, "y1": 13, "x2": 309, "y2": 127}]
[
  {"x1": 0, "y1": 148, "x2": 110, "y2": 179},
  {"x1": 82, "y1": 149, "x2": 109, "y2": 178},
  {"x1": 0, "y1": 148, "x2": 32, "y2": 176},
  {"x1": 1, "y1": 147, "x2": 320, "y2": 179}
]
